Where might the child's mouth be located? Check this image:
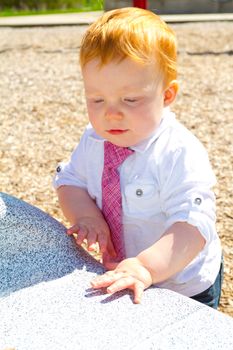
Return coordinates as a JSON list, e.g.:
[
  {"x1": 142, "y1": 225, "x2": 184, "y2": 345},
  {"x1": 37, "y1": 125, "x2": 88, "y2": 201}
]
[{"x1": 107, "y1": 129, "x2": 128, "y2": 135}]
